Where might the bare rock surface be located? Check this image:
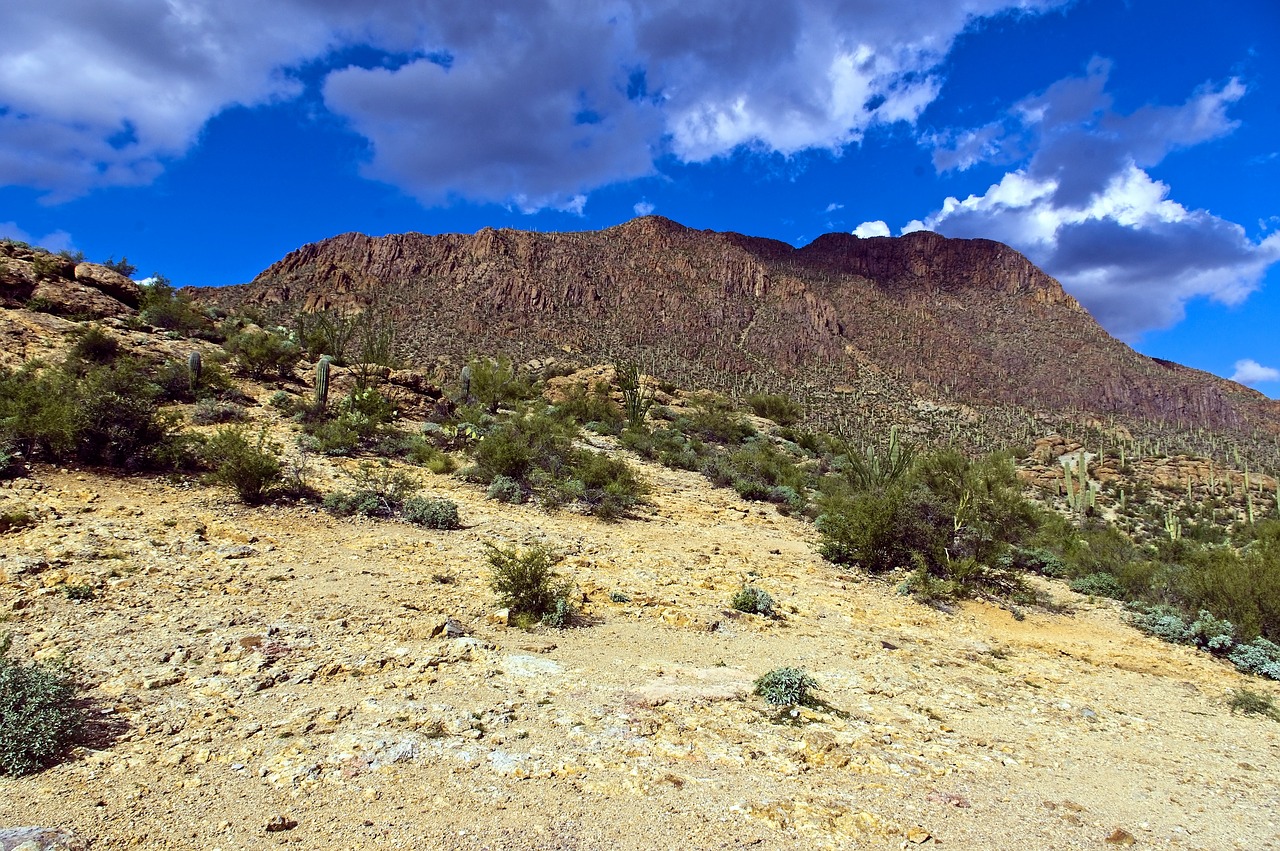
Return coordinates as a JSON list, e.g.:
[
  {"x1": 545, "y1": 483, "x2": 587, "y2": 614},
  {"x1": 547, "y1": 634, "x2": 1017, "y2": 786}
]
[{"x1": 2, "y1": 453, "x2": 1278, "y2": 850}]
